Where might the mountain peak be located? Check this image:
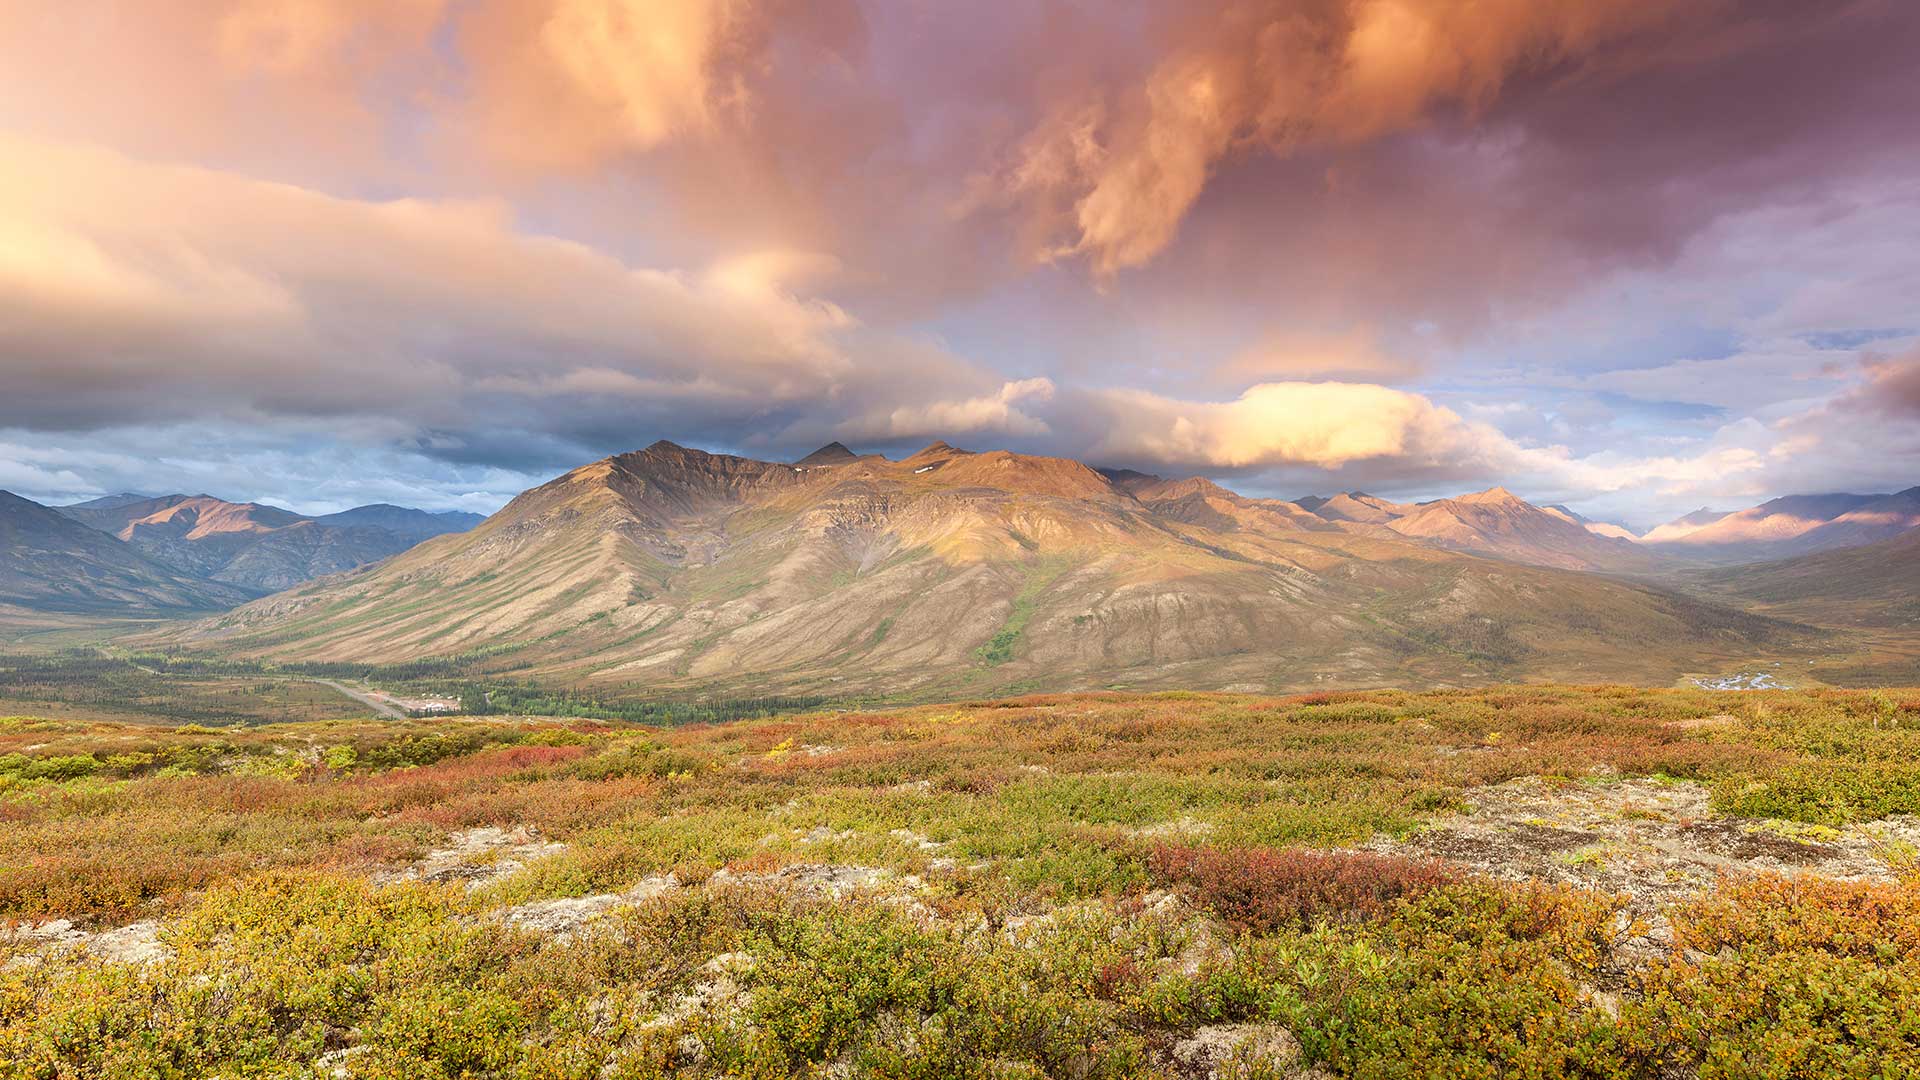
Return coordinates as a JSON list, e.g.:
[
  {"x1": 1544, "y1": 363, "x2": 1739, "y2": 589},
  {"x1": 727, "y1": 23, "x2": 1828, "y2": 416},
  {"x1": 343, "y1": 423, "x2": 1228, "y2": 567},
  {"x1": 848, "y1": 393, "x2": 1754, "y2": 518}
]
[
  {"x1": 910, "y1": 440, "x2": 968, "y2": 458},
  {"x1": 61, "y1": 492, "x2": 155, "y2": 511},
  {"x1": 796, "y1": 441, "x2": 858, "y2": 466},
  {"x1": 1458, "y1": 486, "x2": 1525, "y2": 506}
]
